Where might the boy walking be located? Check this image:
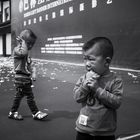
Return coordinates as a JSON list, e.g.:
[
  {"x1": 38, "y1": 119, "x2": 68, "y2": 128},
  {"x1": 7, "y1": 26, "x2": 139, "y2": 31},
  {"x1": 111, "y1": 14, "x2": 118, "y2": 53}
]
[
  {"x1": 8, "y1": 29, "x2": 48, "y2": 120},
  {"x1": 73, "y1": 37, "x2": 123, "y2": 140}
]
